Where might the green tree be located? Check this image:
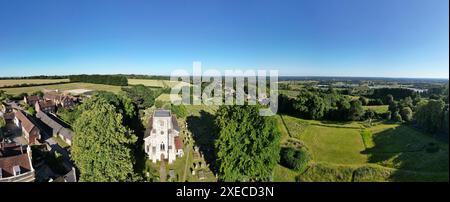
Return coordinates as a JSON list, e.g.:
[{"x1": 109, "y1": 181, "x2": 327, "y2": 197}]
[
  {"x1": 0, "y1": 116, "x2": 6, "y2": 129},
  {"x1": 348, "y1": 100, "x2": 364, "y2": 121},
  {"x1": 280, "y1": 147, "x2": 311, "y2": 172},
  {"x1": 415, "y1": 100, "x2": 445, "y2": 133},
  {"x1": 388, "y1": 101, "x2": 399, "y2": 114},
  {"x1": 392, "y1": 111, "x2": 402, "y2": 122},
  {"x1": 31, "y1": 91, "x2": 44, "y2": 97},
  {"x1": 215, "y1": 105, "x2": 280, "y2": 182},
  {"x1": 385, "y1": 94, "x2": 394, "y2": 104},
  {"x1": 294, "y1": 90, "x2": 326, "y2": 119},
  {"x1": 359, "y1": 96, "x2": 369, "y2": 106},
  {"x1": 385, "y1": 111, "x2": 392, "y2": 120},
  {"x1": 71, "y1": 97, "x2": 137, "y2": 182},
  {"x1": 22, "y1": 104, "x2": 36, "y2": 116},
  {"x1": 364, "y1": 109, "x2": 375, "y2": 125},
  {"x1": 400, "y1": 107, "x2": 413, "y2": 122},
  {"x1": 400, "y1": 96, "x2": 413, "y2": 109},
  {"x1": 0, "y1": 117, "x2": 6, "y2": 138}
]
